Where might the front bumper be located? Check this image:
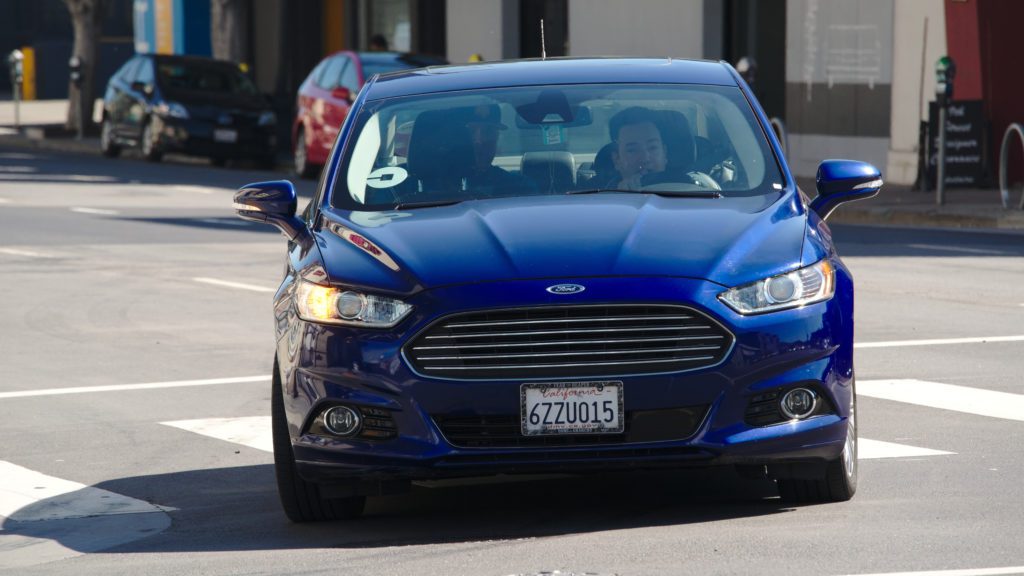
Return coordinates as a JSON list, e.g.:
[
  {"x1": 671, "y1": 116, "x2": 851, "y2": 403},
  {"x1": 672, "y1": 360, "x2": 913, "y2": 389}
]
[
  {"x1": 275, "y1": 271, "x2": 855, "y2": 484},
  {"x1": 154, "y1": 115, "x2": 277, "y2": 158}
]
